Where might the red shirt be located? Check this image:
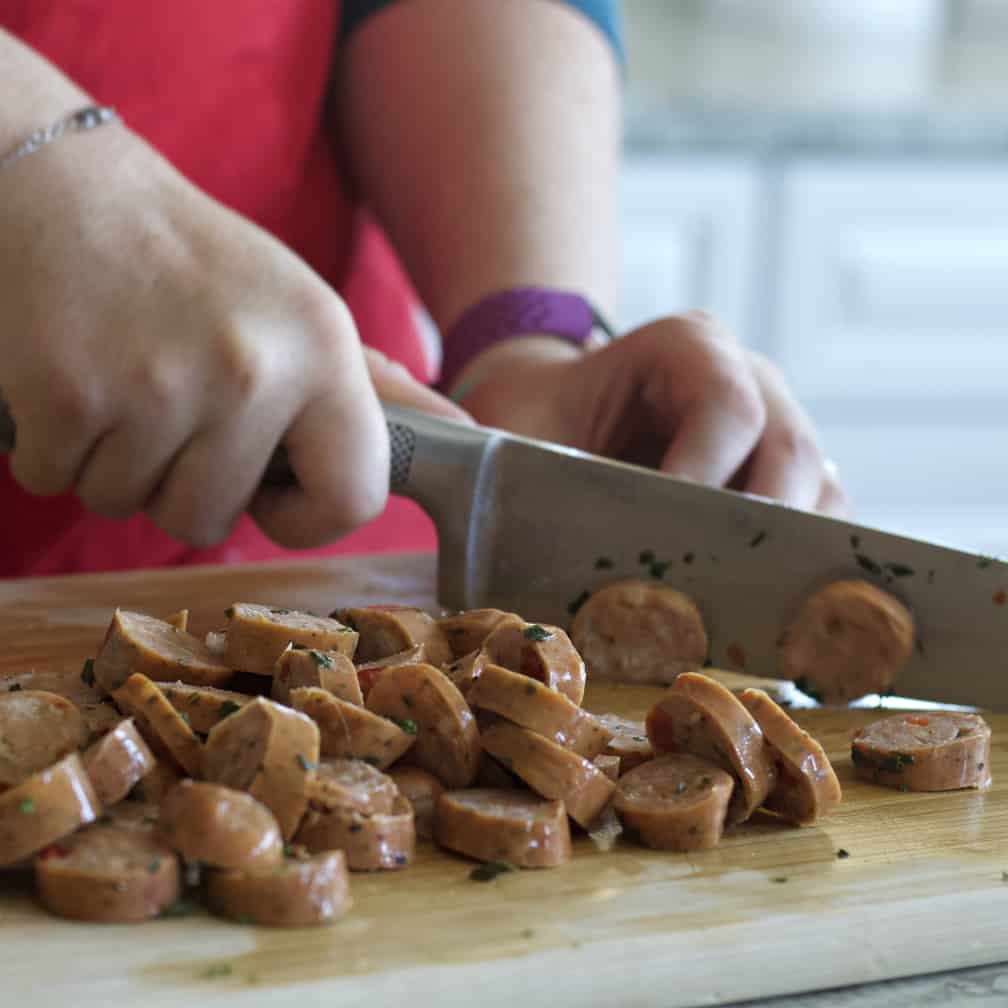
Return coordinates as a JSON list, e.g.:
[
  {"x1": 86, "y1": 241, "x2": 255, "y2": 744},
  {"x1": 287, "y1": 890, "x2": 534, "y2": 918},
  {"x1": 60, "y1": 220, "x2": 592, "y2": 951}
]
[{"x1": 0, "y1": 1, "x2": 437, "y2": 576}]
